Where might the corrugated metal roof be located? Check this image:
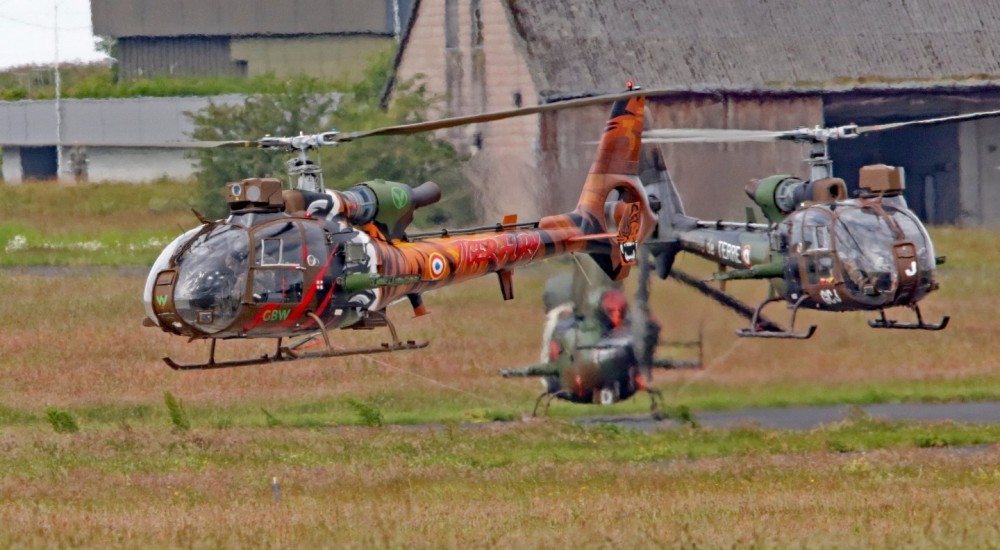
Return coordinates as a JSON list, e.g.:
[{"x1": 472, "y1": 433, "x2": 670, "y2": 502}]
[
  {"x1": 504, "y1": 0, "x2": 1000, "y2": 97},
  {"x1": 0, "y1": 95, "x2": 245, "y2": 146},
  {"x1": 92, "y1": 0, "x2": 411, "y2": 38}
]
